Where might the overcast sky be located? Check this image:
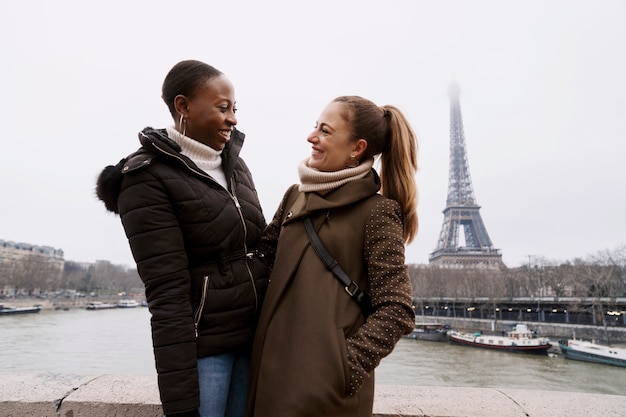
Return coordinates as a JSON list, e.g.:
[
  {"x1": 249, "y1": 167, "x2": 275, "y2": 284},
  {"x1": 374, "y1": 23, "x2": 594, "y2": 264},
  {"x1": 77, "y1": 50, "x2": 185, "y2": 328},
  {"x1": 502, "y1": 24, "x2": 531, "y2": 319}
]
[{"x1": 1, "y1": 0, "x2": 624, "y2": 269}]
